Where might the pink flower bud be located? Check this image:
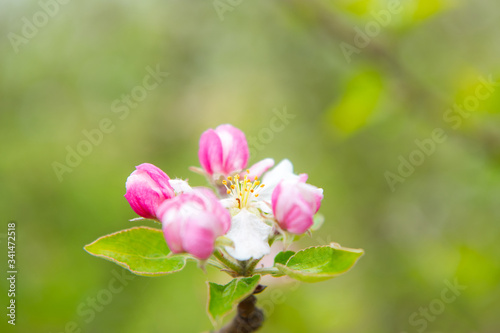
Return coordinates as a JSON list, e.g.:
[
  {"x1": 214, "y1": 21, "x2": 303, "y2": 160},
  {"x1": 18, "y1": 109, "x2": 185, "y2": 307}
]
[
  {"x1": 198, "y1": 124, "x2": 249, "y2": 177},
  {"x1": 271, "y1": 179, "x2": 323, "y2": 234},
  {"x1": 157, "y1": 188, "x2": 231, "y2": 260},
  {"x1": 124, "y1": 163, "x2": 175, "y2": 219}
]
